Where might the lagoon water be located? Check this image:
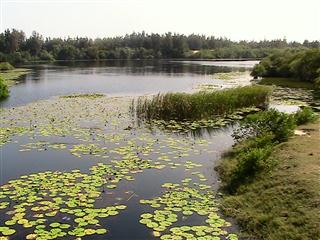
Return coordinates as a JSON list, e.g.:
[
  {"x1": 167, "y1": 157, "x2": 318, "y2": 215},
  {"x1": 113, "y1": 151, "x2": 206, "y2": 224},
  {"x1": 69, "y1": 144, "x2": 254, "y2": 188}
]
[
  {"x1": 0, "y1": 60, "x2": 257, "y2": 108},
  {"x1": 0, "y1": 60, "x2": 257, "y2": 239}
]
